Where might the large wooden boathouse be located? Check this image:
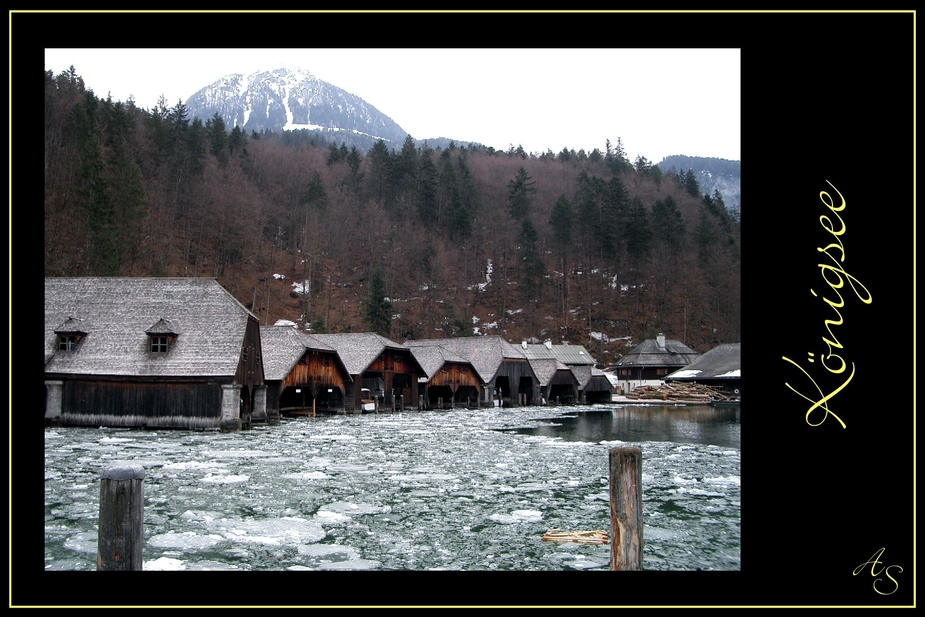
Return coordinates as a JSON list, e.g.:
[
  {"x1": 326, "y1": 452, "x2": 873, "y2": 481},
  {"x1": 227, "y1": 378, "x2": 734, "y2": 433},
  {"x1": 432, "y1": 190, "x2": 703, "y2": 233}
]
[
  {"x1": 523, "y1": 341, "x2": 614, "y2": 404},
  {"x1": 310, "y1": 333, "x2": 426, "y2": 413},
  {"x1": 405, "y1": 336, "x2": 539, "y2": 407},
  {"x1": 44, "y1": 277, "x2": 266, "y2": 431},
  {"x1": 260, "y1": 324, "x2": 353, "y2": 417},
  {"x1": 405, "y1": 343, "x2": 482, "y2": 409}
]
